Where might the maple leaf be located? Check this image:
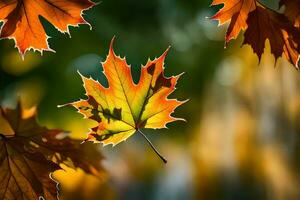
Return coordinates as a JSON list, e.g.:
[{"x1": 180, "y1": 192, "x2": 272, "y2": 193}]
[
  {"x1": 0, "y1": 0, "x2": 95, "y2": 56},
  {"x1": 244, "y1": 6, "x2": 300, "y2": 67},
  {"x1": 211, "y1": 0, "x2": 256, "y2": 44},
  {"x1": 280, "y1": 0, "x2": 300, "y2": 27},
  {"x1": 59, "y1": 38, "x2": 186, "y2": 163},
  {"x1": 211, "y1": 0, "x2": 300, "y2": 68},
  {"x1": 0, "y1": 102, "x2": 105, "y2": 200}
]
